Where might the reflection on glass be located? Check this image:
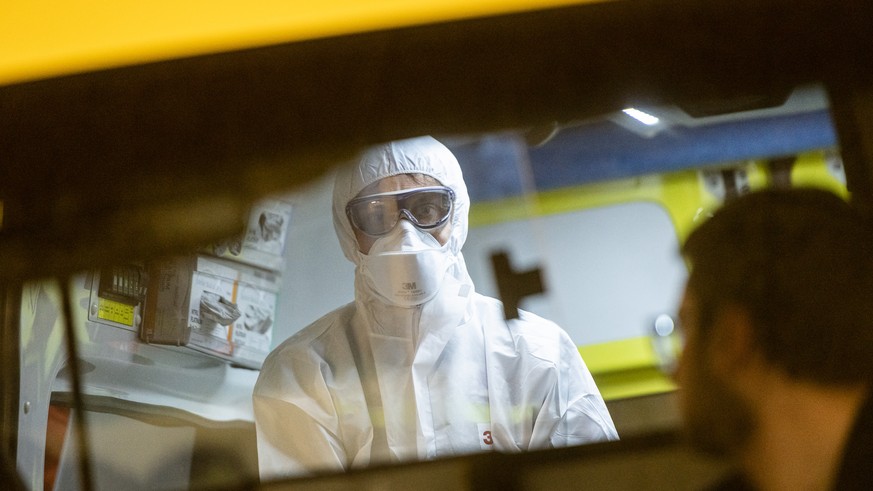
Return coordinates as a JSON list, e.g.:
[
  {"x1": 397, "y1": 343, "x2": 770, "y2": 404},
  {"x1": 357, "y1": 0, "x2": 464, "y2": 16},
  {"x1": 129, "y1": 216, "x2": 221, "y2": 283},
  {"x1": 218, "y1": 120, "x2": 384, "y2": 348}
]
[
  {"x1": 15, "y1": 83, "x2": 849, "y2": 490},
  {"x1": 651, "y1": 313, "x2": 684, "y2": 376}
]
